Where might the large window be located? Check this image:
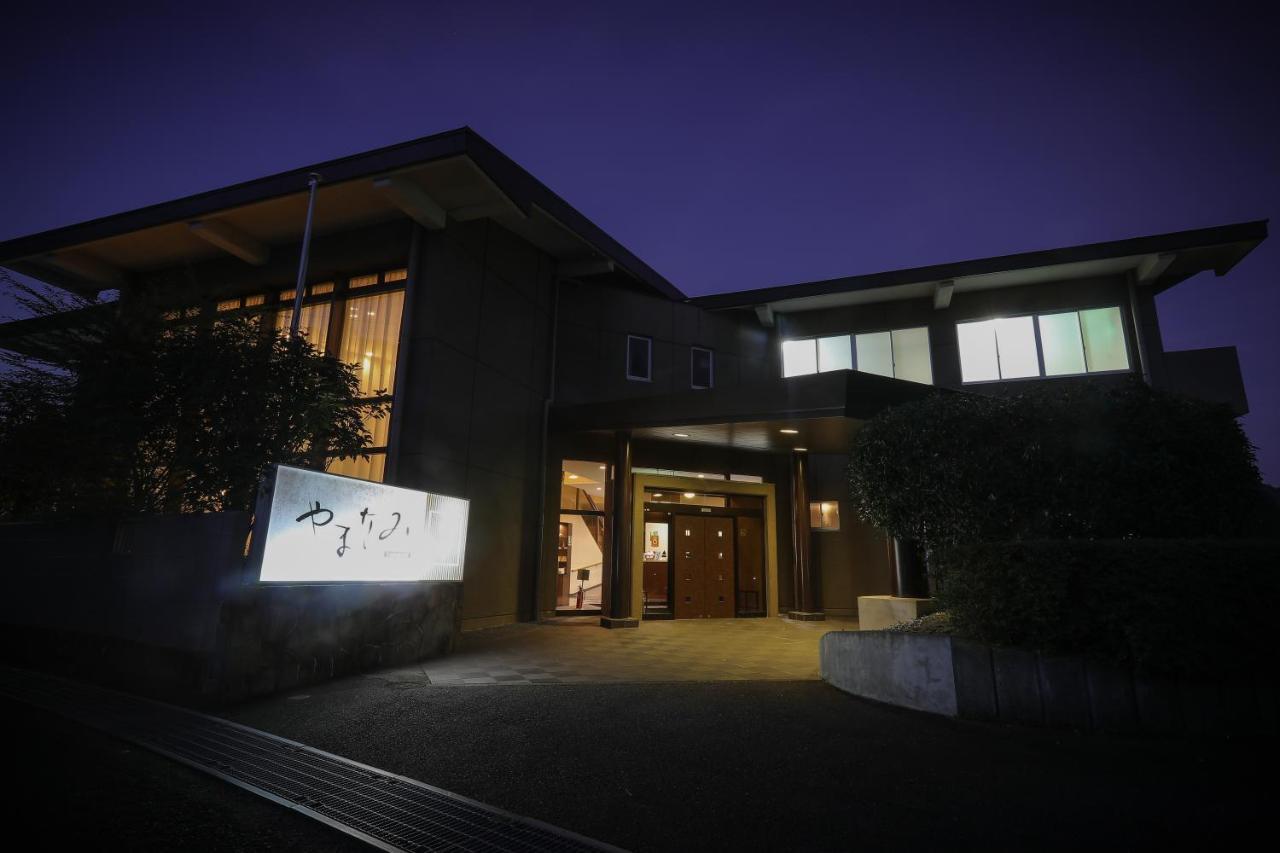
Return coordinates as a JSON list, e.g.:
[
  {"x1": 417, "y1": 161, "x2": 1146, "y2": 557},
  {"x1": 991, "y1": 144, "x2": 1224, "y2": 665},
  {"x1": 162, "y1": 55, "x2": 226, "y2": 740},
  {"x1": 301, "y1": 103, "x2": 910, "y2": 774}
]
[
  {"x1": 782, "y1": 327, "x2": 933, "y2": 385},
  {"x1": 957, "y1": 307, "x2": 1129, "y2": 383},
  {"x1": 274, "y1": 301, "x2": 332, "y2": 352},
  {"x1": 558, "y1": 459, "x2": 609, "y2": 613},
  {"x1": 338, "y1": 291, "x2": 404, "y2": 396},
  {"x1": 268, "y1": 268, "x2": 408, "y2": 482}
]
